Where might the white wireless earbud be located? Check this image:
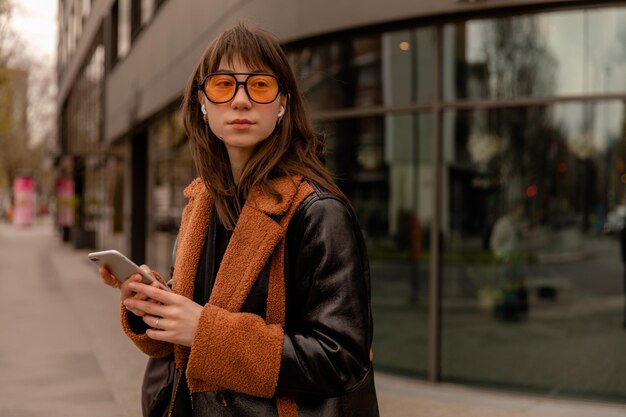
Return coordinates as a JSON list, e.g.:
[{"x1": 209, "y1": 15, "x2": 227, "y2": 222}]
[
  {"x1": 277, "y1": 107, "x2": 285, "y2": 117},
  {"x1": 201, "y1": 104, "x2": 207, "y2": 115}
]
